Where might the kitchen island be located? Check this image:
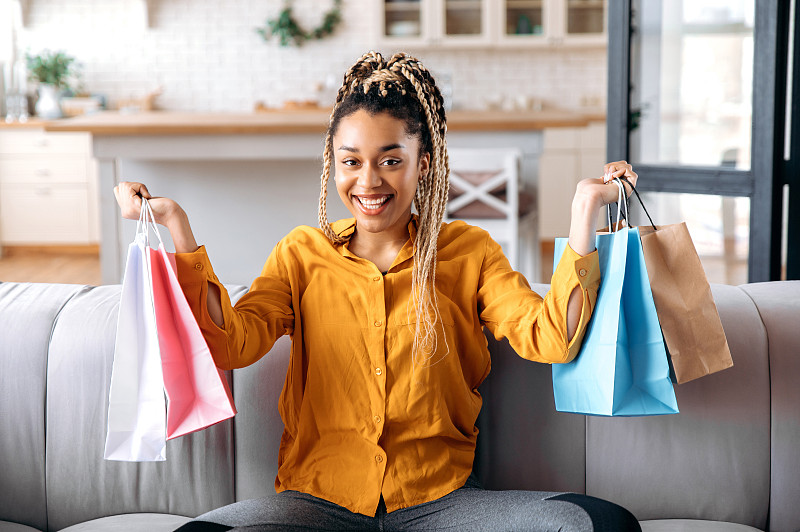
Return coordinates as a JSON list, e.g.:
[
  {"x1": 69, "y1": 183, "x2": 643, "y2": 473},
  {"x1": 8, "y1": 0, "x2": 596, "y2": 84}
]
[{"x1": 46, "y1": 109, "x2": 603, "y2": 285}]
